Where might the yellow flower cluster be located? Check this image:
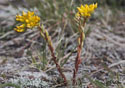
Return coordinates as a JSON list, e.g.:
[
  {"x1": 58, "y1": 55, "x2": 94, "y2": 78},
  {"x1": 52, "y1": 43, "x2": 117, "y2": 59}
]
[
  {"x1": 76, "y1": 3, "x2": 97, "y2": 18},
  {"x1": 14, "y1": 11, "x2": 40, "y2": 32}
]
